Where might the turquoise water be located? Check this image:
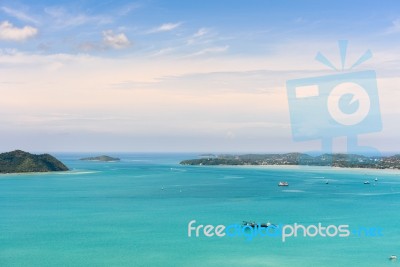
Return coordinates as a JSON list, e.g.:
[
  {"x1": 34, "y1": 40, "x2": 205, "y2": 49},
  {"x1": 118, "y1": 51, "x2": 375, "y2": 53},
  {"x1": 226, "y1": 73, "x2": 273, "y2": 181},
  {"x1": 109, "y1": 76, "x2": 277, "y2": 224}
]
[{"x1": 1, "y1": 153, "x2": 400, "y2": 266}]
